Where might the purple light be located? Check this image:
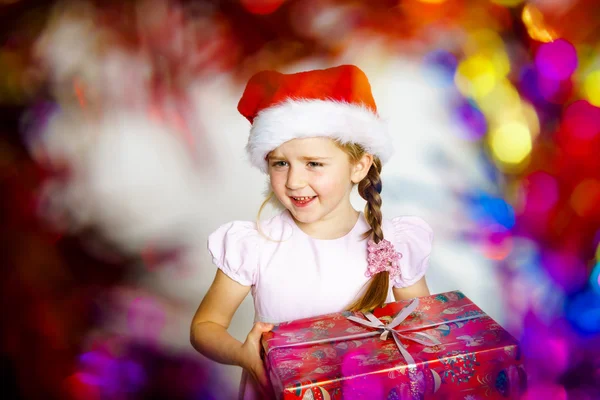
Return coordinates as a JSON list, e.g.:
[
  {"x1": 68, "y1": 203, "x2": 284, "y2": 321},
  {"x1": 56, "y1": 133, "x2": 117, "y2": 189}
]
[
  {"x1": 523, "y1": 383, "x2": 567, "y2": 400},
  {"x1": 521, "y1": 331, "x2": 569, "y2": 378},
  {"x1": 535, "y1": 39, "x2": 578, "y2": 81},
  {"x1": 537, "y1": 74, "x2": 571, "y2": 103},
  {"x1": 519, "y1": 65, "x2": 544, "y2": 104},
  {"x1": 422, "y1": 50, "x2": 458, "y2": 87},
  {"x1": 542, "y1": 251, "x2": 588, "y2": 293},
  {"x1": 455, "y1": 101, "x2": 487, "y2": 140}
]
